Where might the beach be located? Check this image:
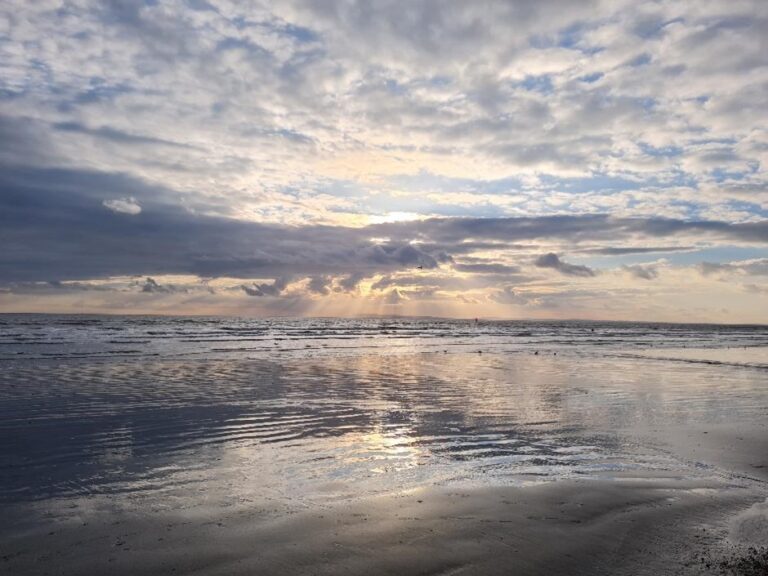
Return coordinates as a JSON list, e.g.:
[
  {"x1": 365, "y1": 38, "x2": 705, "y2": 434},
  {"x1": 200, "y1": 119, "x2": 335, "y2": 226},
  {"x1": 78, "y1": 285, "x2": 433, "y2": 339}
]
[
  {"x1": 4, "y1": 476, "x2": 766, "y2": 576},
  {"x1": 5, "y1": 0, "x2": 768, "y2": 572},
  {"x1": 1, "y1": 317, "x2": 767, "y2": 575}
]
